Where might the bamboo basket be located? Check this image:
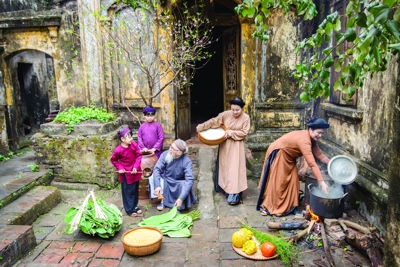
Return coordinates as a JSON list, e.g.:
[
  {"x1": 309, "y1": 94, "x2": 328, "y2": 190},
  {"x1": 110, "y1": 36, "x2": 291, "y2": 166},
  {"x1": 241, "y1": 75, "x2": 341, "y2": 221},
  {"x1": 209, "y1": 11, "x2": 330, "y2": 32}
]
[
  {"x1": 121, "y1": 227, "x2": 163, "y2": 256},
  {"x1": 198, "y1": 124, "x2": 227, "y2": 146}
]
